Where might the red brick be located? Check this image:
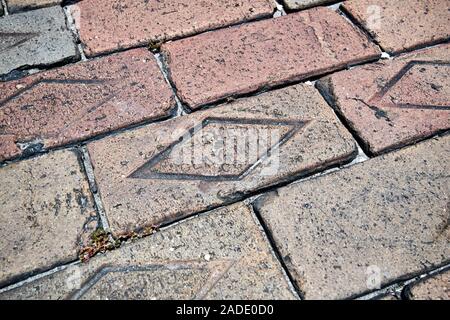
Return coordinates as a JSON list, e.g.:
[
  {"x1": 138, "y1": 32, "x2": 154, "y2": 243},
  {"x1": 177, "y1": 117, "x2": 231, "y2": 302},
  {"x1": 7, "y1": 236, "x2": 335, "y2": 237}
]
[
  {"x1": 162, "y1": 7, "x2": 380, "y2": 109},
  {"x1": 317, "y1": 44, "x2": 450, "y2": 155},
  {"x1": 0, "y1": 48, "x2": 175, "y2": 162},
  {"x1": 255, "y1": 136, "x2": 450, "y2": 299},
  {"x1": 342, "y1": 0, "x2": 450, "y2": 54},
  {"x1": 71, "y1": 0, "x2": 276, "y2": 57}
]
